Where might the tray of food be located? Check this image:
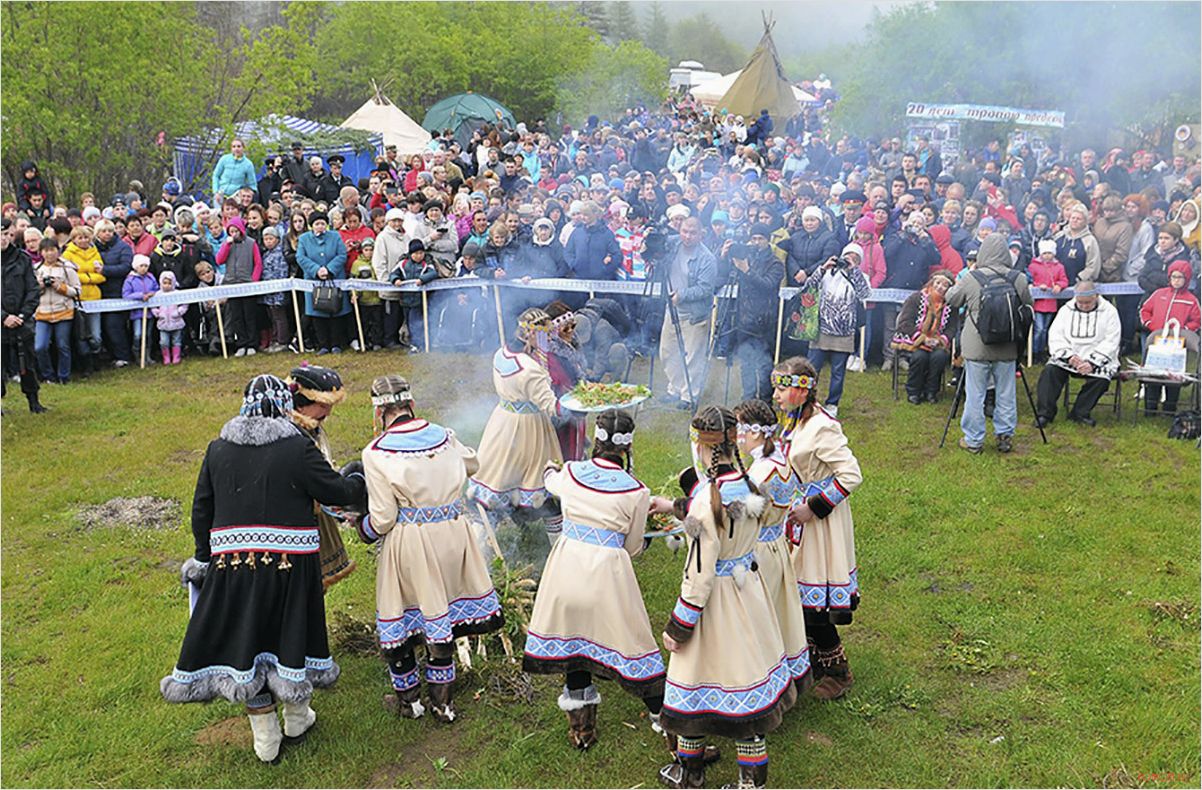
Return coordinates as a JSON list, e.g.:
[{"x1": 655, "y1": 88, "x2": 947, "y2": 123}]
[{"x1": 559, "y1": 381, "x2": 652, "y2": 413}]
